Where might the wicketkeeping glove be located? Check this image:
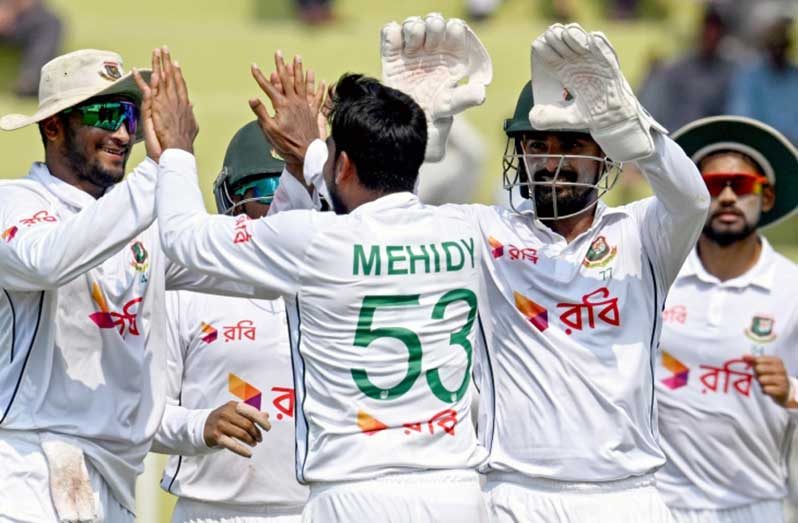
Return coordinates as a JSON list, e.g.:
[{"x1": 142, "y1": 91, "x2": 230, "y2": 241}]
[
  {"x1": 381, "y1": 13, "x2": 493, "y2": 162},
  {"x1": 529, "y1": 23, "x2": 666, "y2": 162}
]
